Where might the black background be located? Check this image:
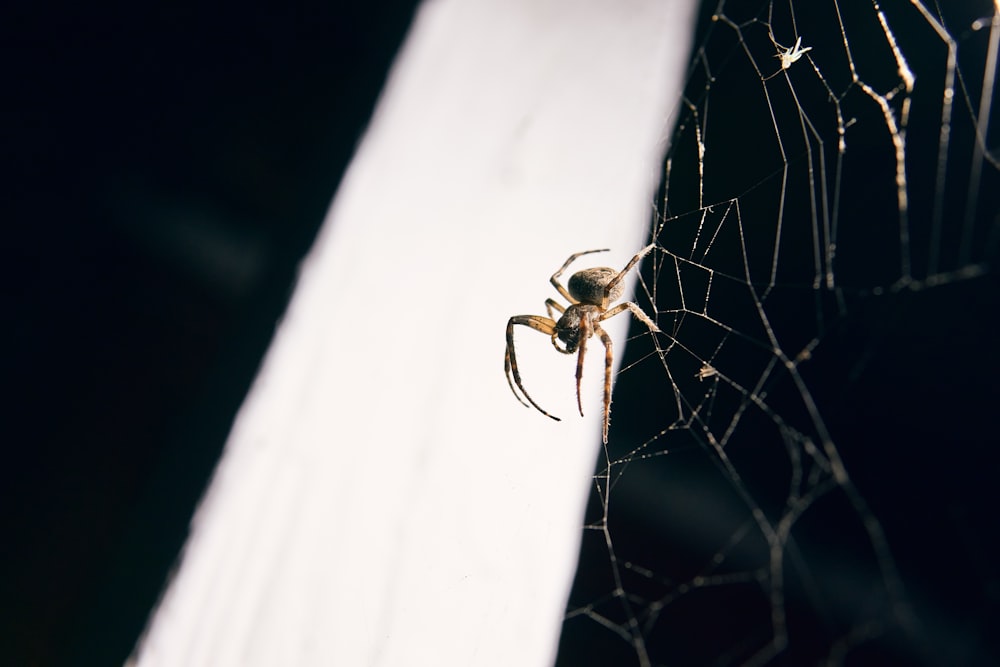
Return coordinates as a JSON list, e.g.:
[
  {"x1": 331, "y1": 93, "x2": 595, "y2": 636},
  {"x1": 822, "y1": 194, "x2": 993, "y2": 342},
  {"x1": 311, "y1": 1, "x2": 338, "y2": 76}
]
[{"x1": 5, "y1": 3, "x2": 418, "y2": 664}]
